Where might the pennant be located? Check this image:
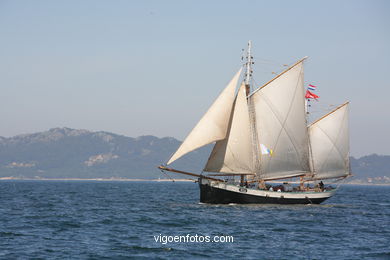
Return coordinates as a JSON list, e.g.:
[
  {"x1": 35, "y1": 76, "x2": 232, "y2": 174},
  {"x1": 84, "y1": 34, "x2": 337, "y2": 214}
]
[
  {"x1": 260, "y1": 144, "x2": 273, "y2": 156},
  {"x1": 308, "y1": 84, "x2": 316, "y2": 91},
  {"x1": 305, "y1": 90, "x2": 319, "y2": 100}
]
